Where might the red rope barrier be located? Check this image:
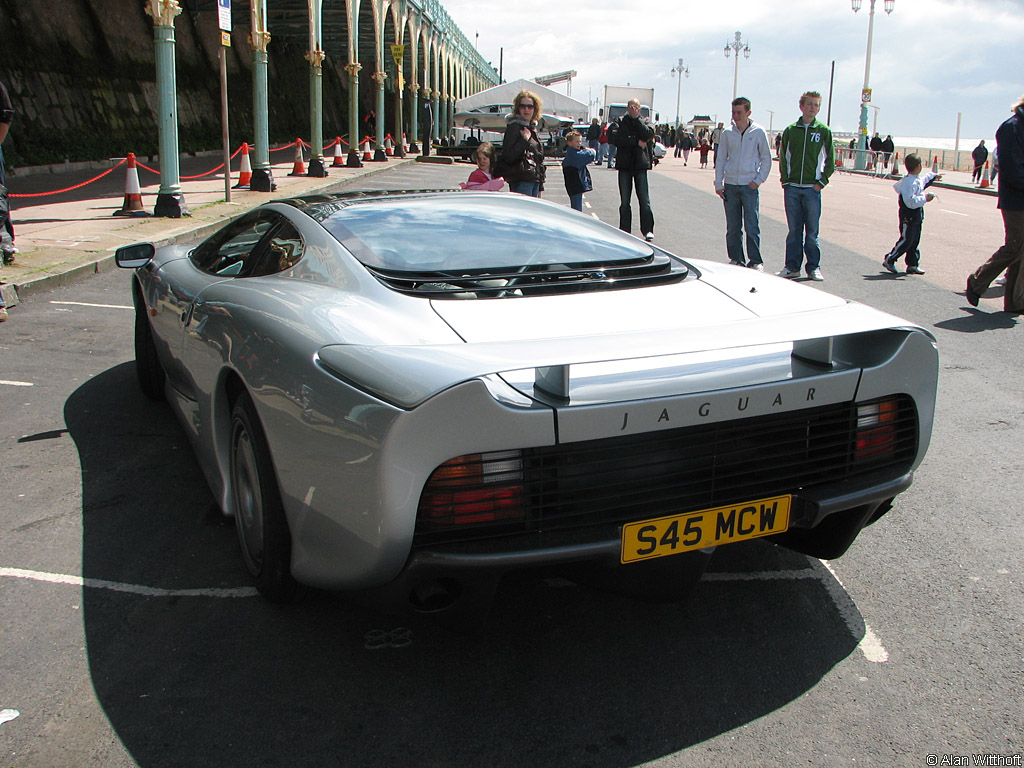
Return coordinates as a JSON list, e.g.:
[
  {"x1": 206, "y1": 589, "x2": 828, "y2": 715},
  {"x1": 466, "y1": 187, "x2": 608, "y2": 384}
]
[{"x1": 8, "y1": 158, "x2": 127, "y2": 198}]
